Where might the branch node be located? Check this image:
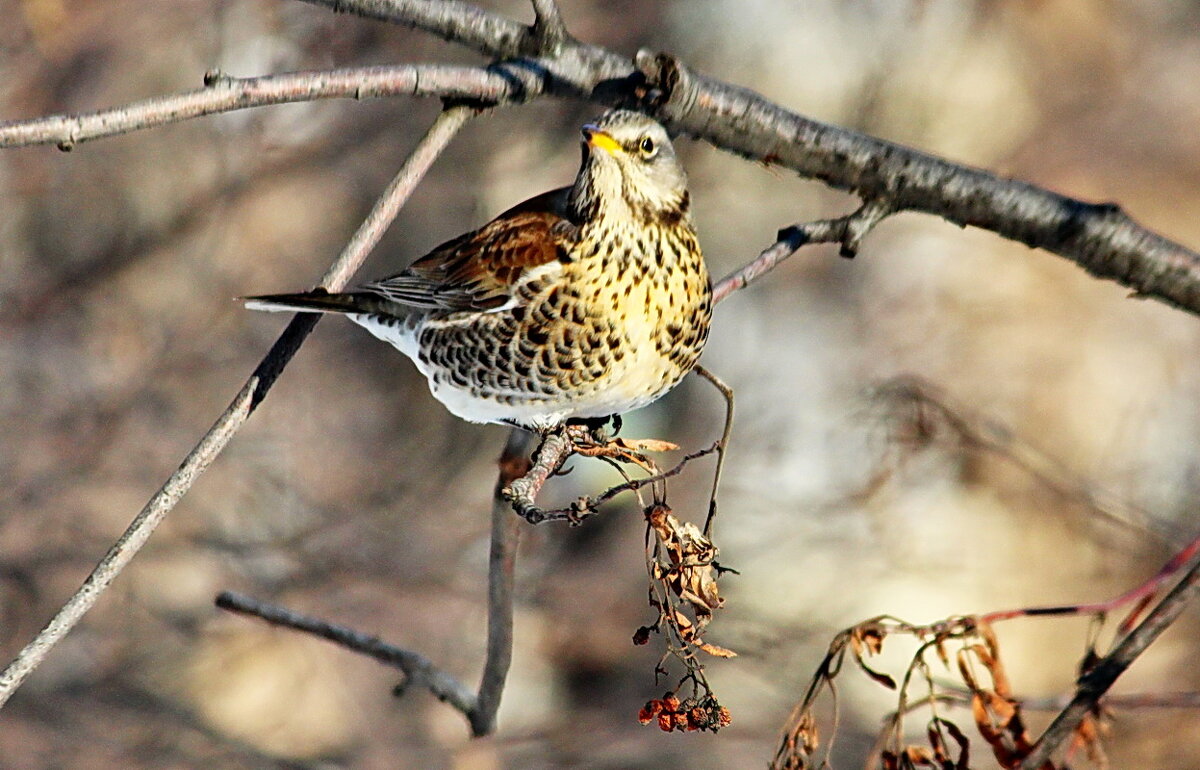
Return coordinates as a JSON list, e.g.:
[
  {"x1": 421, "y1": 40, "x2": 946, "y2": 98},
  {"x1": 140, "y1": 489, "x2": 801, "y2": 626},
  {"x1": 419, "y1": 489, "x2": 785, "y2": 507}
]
[
  {"x1": 839, "y1": 200, "x2": 894, "y2": 258},
  {"x1": 633, "y1": 50, "x2": 698, "y2": 123},
  {"x1": 528, "y1": 0, "x2": 569, "y2": 56},
  {"x1": 202, "y1": 68, "x2": 227, "y2": 88}
]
